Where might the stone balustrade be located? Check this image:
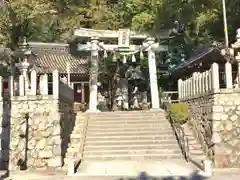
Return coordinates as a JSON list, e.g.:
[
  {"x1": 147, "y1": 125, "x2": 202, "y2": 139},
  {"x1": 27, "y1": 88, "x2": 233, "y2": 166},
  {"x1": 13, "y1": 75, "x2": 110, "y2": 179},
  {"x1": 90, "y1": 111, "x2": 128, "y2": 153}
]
[
  {"x1": 4, "y1": 69, "x2": 74, "y2": 103},
  {"x1": 178, "y1": 62, "x2": 220, "y2": 101}
]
